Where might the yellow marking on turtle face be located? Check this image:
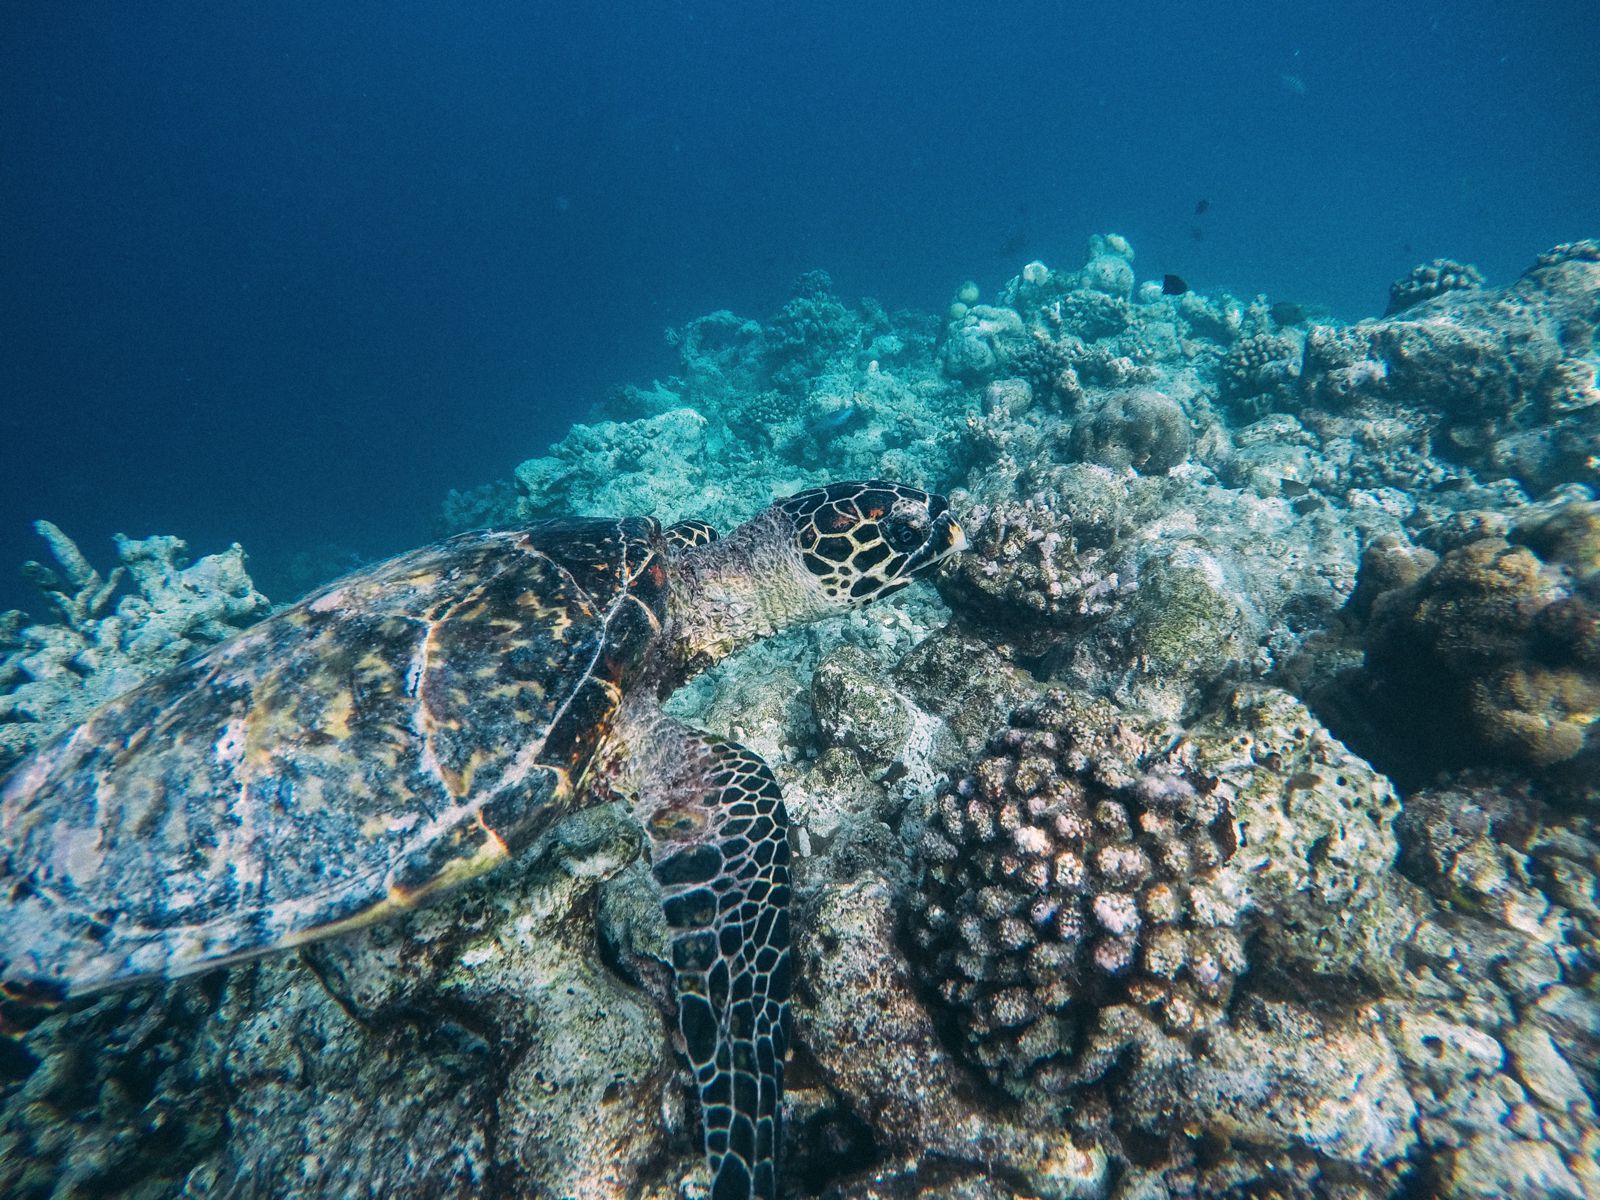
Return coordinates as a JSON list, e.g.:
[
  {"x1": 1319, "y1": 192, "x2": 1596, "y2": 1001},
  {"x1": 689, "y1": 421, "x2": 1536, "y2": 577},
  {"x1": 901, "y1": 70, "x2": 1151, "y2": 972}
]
[{"x1": 649, "y1": 806, "x2": 707, "y2": 837}]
